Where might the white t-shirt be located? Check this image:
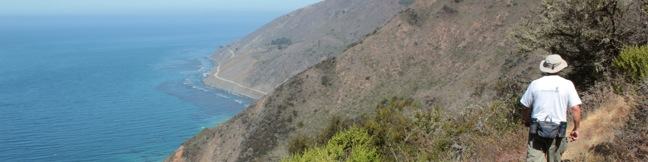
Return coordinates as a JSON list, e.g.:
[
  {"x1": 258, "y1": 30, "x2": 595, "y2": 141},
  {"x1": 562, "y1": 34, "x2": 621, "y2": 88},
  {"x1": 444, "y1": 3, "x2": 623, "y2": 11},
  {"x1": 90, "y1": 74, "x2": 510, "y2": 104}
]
[{"x1": 520, "y1": 75, "x2": 582, "y2": 123}]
